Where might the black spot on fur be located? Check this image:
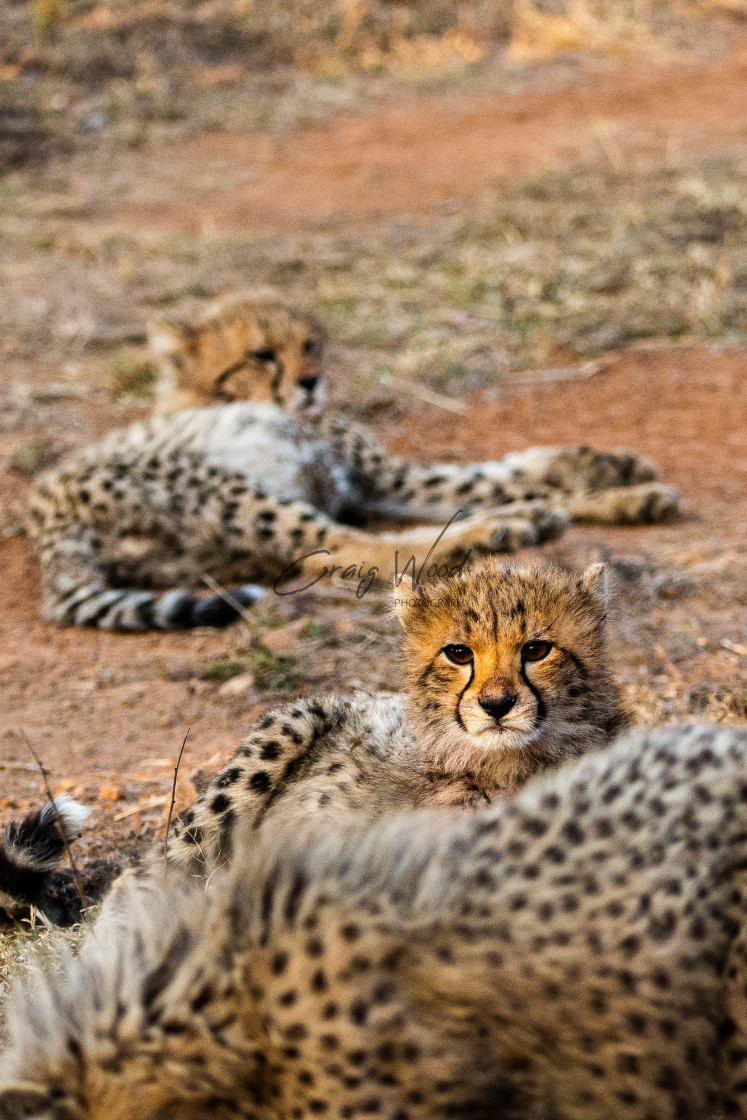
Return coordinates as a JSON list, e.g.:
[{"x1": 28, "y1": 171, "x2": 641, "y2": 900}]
[
  {"x1": 215, "y1": 768, "x2": 242, "y2": 788},
  {"x1": 249, "y1": 771, "x2": 272, "y2": 793}
]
